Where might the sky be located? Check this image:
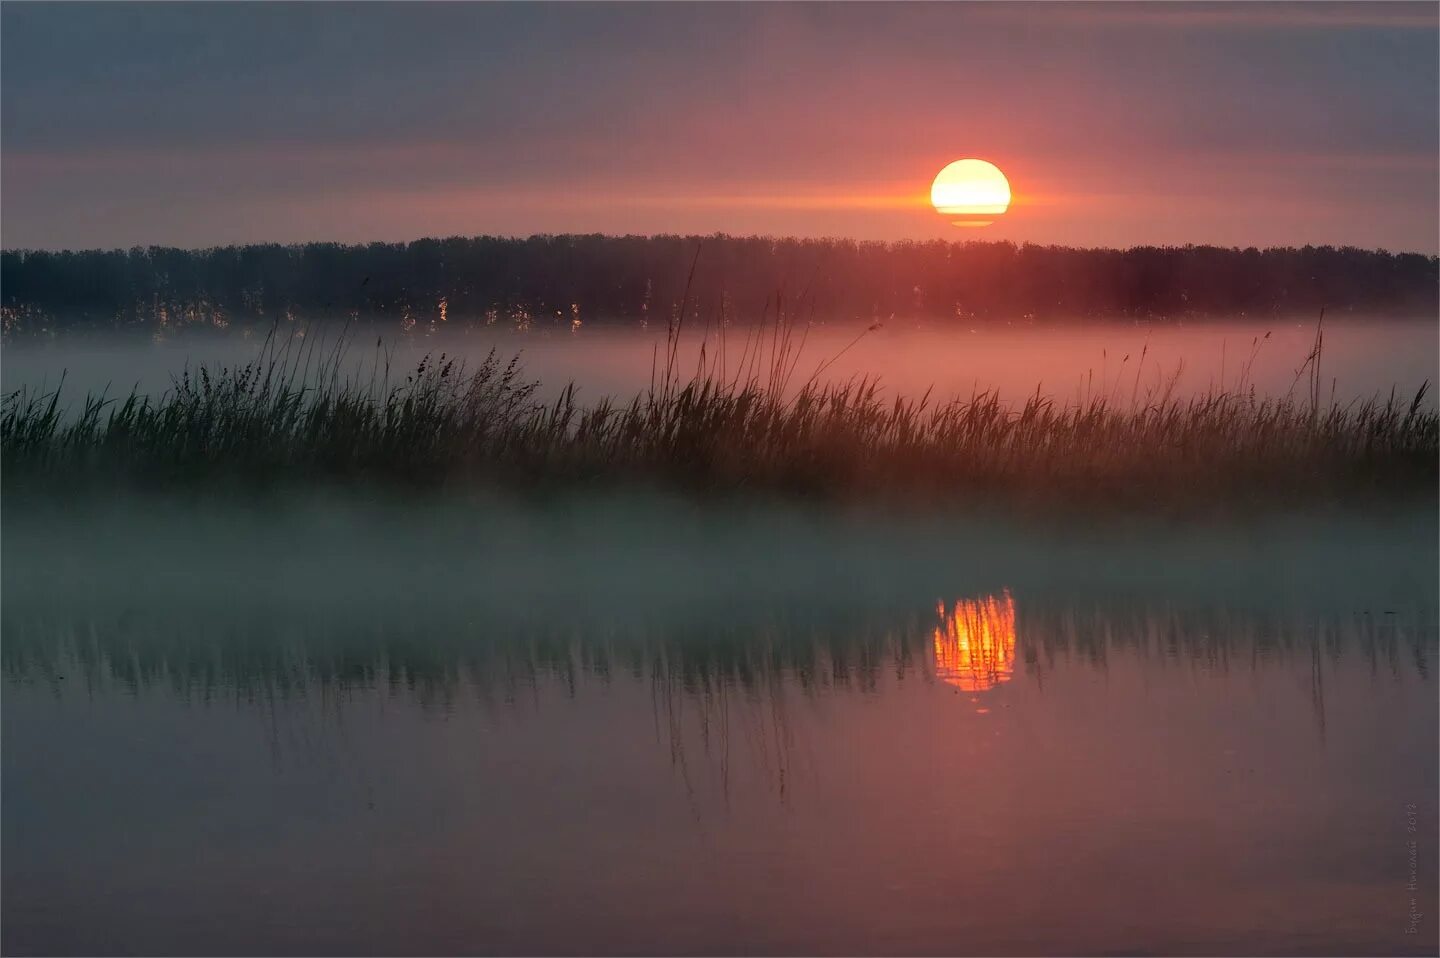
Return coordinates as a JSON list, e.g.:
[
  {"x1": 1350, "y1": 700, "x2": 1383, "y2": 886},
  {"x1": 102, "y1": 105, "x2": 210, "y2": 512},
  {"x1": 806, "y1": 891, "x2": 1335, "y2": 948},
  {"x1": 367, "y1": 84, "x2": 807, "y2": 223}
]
[{"x1": 2, "y1": 2, "x2": 1436, "y2": 252}]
